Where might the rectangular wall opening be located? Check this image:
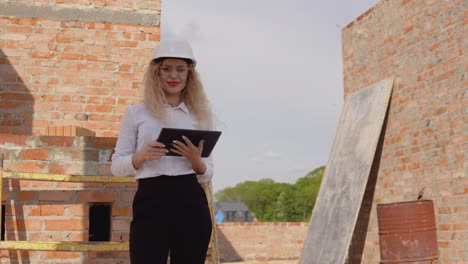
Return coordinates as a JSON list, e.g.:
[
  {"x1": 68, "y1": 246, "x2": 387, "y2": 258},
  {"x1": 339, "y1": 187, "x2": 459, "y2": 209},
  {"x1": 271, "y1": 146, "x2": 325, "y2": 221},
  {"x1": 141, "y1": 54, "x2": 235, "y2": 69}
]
[
  {"x1": 89, "y1": 203, "x2": 111, "y2": 242},
  {"x1": 1, "y1": 204, "x2": 5, "y2": 241}
]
